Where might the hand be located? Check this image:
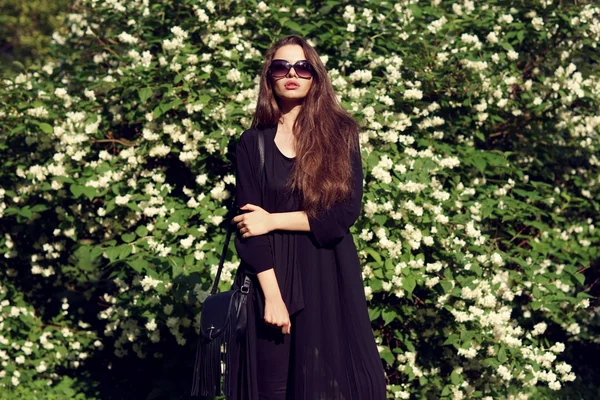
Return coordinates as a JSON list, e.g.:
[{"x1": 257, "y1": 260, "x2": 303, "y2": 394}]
[
  {"x1": 231, "y1": 204, "x2": 273, "y2": 238},
  {"x1": 264, "y1": 297, "x2": 291, "y2": 335}
]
